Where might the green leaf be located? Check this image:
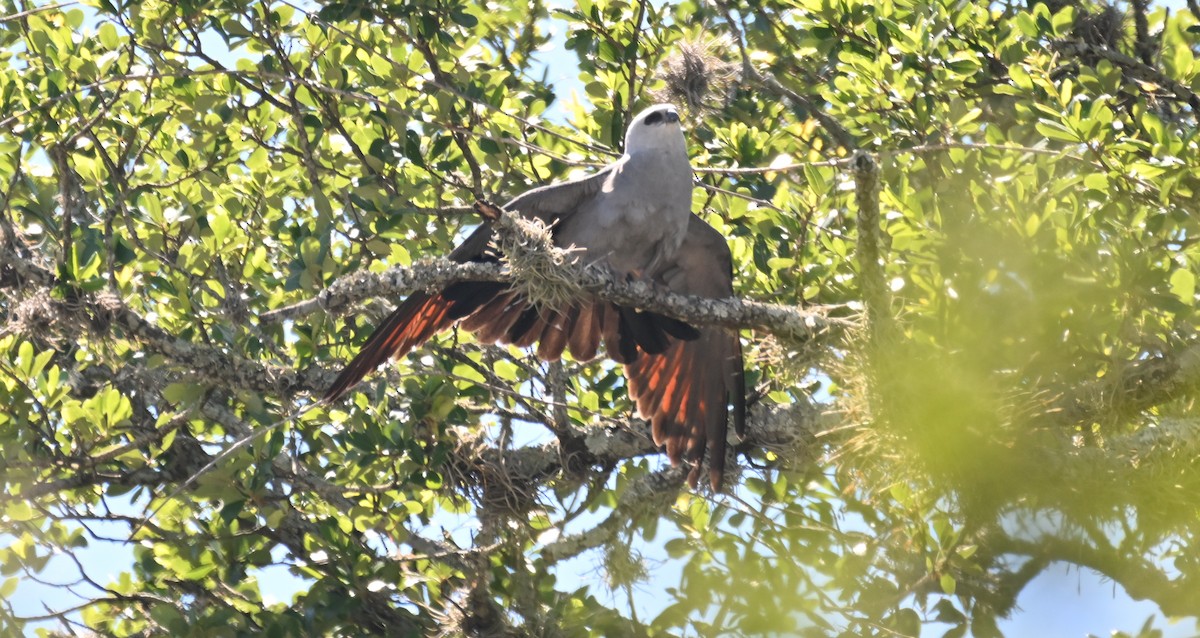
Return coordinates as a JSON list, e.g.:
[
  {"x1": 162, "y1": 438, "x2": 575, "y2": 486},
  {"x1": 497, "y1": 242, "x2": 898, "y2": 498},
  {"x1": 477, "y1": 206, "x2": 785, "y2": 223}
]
[
  {"x1": 209, "y1": 209, "x2": 231, "y2": 244},
  {"x1": 1170, "y1": 268, "x2": 1195, "y2": 305},
  {"x1": 1024, "y1": 213, "x2": 1040, "y2": 237},
  {"x1": 452, "y1": 362, "x2": 486, "y2": 384},
  {"x1": 163, "y1": 383, "x2": 205, "y2": 405},
  {"x1": 7, "y1": 502, "x2": 34, "y2": 522},
  {"x1": 98, "y1": 22, "x2": 119, "y2": 49},
  {"x1": 492, "y1": 360, "x2": 520, "y2": 381},
  {"x1": 450, "y1": 8, "x2": 477, "y2": 28},
  {"x1": 1013, "y1": 12, "x2": 1038, "y2": 37},
  {"x1": 223, "y1": 19, "x2": 253, "y2": 39},
  {"x1": 15, "y1": 340, "x2": 34, "y2": 376},
  {"x1": 1034, "y1": 120, "x2": 1077, "y2": 142},
  {"x1": 247, "y1": 146, "x2": 269, "y2": 172},
  {"x1": 1171, "y1": 42, "x2": 1194, "y2": 77},
  {"x1": 584, "y1": 81, "x2": 608, "y2": 98}
]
